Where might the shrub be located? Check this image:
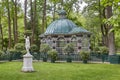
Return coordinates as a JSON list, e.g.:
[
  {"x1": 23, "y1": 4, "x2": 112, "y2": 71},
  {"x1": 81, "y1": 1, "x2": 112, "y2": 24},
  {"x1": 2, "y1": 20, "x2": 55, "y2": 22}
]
[
  {"x1": 93, "y1": 46, "x2": 100, "y2": 53},
  {"x1": 94, "y1": 46, "x2": 100, "y2": 51},
  {"x1": 63, "y1": 43, "x2": 74, "y2": 55},
  {"x1": 30, "y1": 44, "x2": 39, "y2": 52},
  {"x1": 21, "y1": 50, "x2": 27, "y2": 55},
  {"x1": 14, "y1": 43, "x2": 25, "y2": 52},
  {"x1": 48, "y1": 49, "x2": 58, "y2": 63},
  {"x1": 40, "y1": 44, "x2": 51, "y2": 53},
  {"x1": 0, "y1": 50, "x2": 4, "y2": 56},
  {"x1": 80, "y1": 51, "x2": 90, "y2": 61},
  {"x1": 91, "y1": 46, "x2": 101, "y2": 57},
  {"x1": 14, "y1": 43, "x2": 26, "y2": 59},
  {"x1": 63, "y1": 43, "x2": 74, "y2": 62},
  {"x1": 8, "y1": 49, "x2": 16, "y2": 53},
  {"x1": 99, "y1": 46, "x2": 109, "y2": 54},
  {"x1": 7, "y1": 49, "x2": 16, "y2": 61},
  {"x1": 40, "y1": 44, "x2": 51, "y2": 62}
]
